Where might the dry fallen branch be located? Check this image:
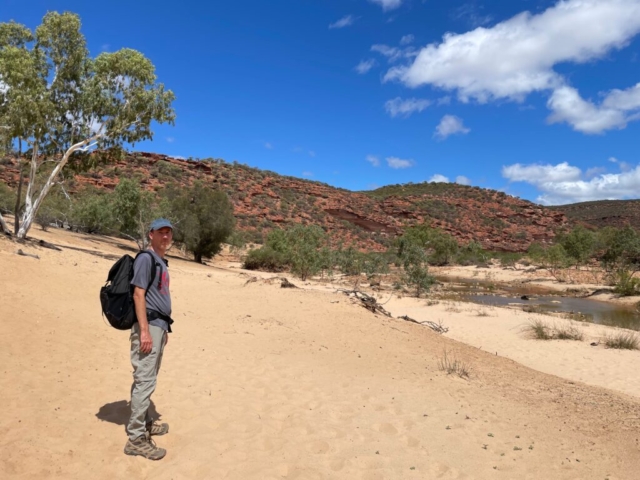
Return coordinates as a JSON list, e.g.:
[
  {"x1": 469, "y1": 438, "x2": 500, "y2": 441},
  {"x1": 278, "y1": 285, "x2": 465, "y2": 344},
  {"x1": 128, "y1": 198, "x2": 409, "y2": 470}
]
[
  {"x1": 244, "y1": 276, "x2": 258, "y2": 286},
  {"x1": 37, "y1": 239, "x2": 62, "y2": 251},
  {"x1": 398, "y1": 315, "x2": 449, "y2": 334},
  {"x1": 337, "y1": 289, "x2": 392, "y2": 317},
  {"x1": 281, "y1": 278, "x2": 298, "y2": 289}
]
